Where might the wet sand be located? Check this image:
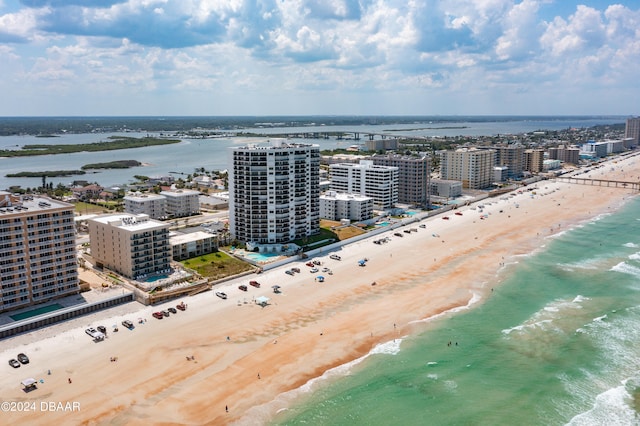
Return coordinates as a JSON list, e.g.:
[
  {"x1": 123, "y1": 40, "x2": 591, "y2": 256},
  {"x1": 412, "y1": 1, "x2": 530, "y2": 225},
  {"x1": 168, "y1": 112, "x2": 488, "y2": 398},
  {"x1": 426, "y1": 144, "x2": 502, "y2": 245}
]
[{"x1": 1, "y1": 154, "x2": 639, "y2": 425}]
